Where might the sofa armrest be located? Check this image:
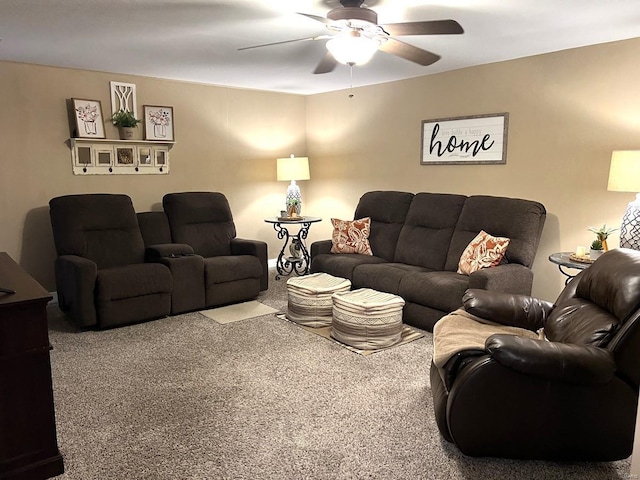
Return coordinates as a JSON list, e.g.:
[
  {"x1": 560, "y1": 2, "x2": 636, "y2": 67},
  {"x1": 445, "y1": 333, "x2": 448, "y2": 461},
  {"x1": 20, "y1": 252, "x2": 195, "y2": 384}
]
[
  {"x1": 311, "y1": 239, "x2": 332, "y2": 258},
  {"x1": 462, "y1": 289, "x2": 554, "y2": 331},
  {"x1": 145, "y1": 243, "x2": 194, "y2": 261},
  {"x1": 54, "y1": 255, "x2": 98, "y2": 328},
  {"x1": 231, "y1": 238, "x2": 268, "y2": 291},
  {"x1": 486, "y1": 334, "x2": 616, "y2": 384},
  {"x1": 468, "y1": 263, "x2": 533, "y2": 294}
]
